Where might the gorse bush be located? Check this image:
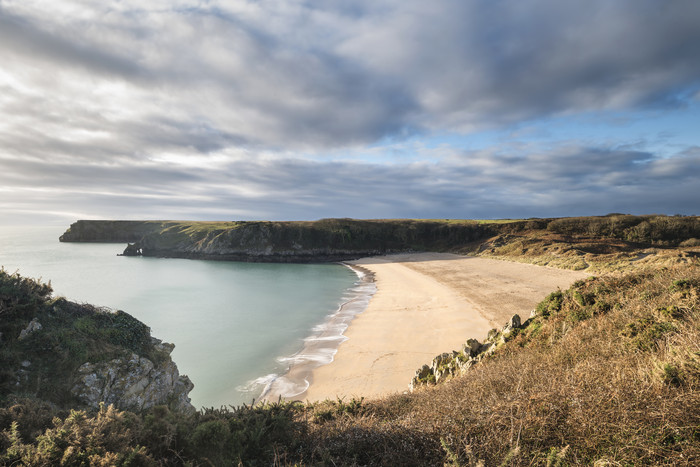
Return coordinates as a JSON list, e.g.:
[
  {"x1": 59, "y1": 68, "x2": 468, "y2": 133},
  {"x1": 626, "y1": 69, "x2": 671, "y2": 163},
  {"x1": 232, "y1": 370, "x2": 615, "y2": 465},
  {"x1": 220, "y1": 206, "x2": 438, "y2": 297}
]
[{"x1": 0, "y1": 269, "x2": 52, "y2": 321}]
